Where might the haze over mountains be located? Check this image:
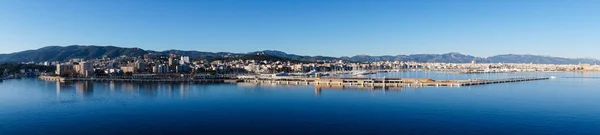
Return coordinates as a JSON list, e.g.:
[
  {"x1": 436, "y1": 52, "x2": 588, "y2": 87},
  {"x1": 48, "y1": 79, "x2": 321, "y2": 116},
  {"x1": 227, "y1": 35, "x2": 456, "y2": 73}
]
[{"x1": 0, "y1": 45, "x2": 597, "y2": 64}]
